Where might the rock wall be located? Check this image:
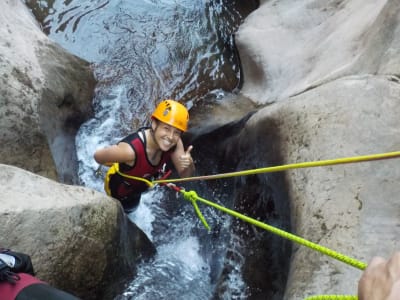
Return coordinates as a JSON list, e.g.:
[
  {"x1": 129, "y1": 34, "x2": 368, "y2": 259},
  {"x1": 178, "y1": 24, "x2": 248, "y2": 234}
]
[
  {"x1": 236, "y1": 0, "x2": 400, "y2": 104},
  {"x1": 241, "y1": 76, "x2": 400, "y2": 298},
  {"x1": 2, "y1": 0, "x2": 400, "y2": 298},
  {"x1": 231, "y1": 0, "x2": 400, "y2": 298},
  {"x1": 0, "y1": 164, "x2": 156, "y2": 300},
  {"x1": 0, "y1": 2, "x2": 156, "y2": 299},
  {"x1": 190, "y1": 114, "x2": 292, "y2": 299},
  {"x1": 0, "y1": 0, "x2": 96, "y2": 184}
]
